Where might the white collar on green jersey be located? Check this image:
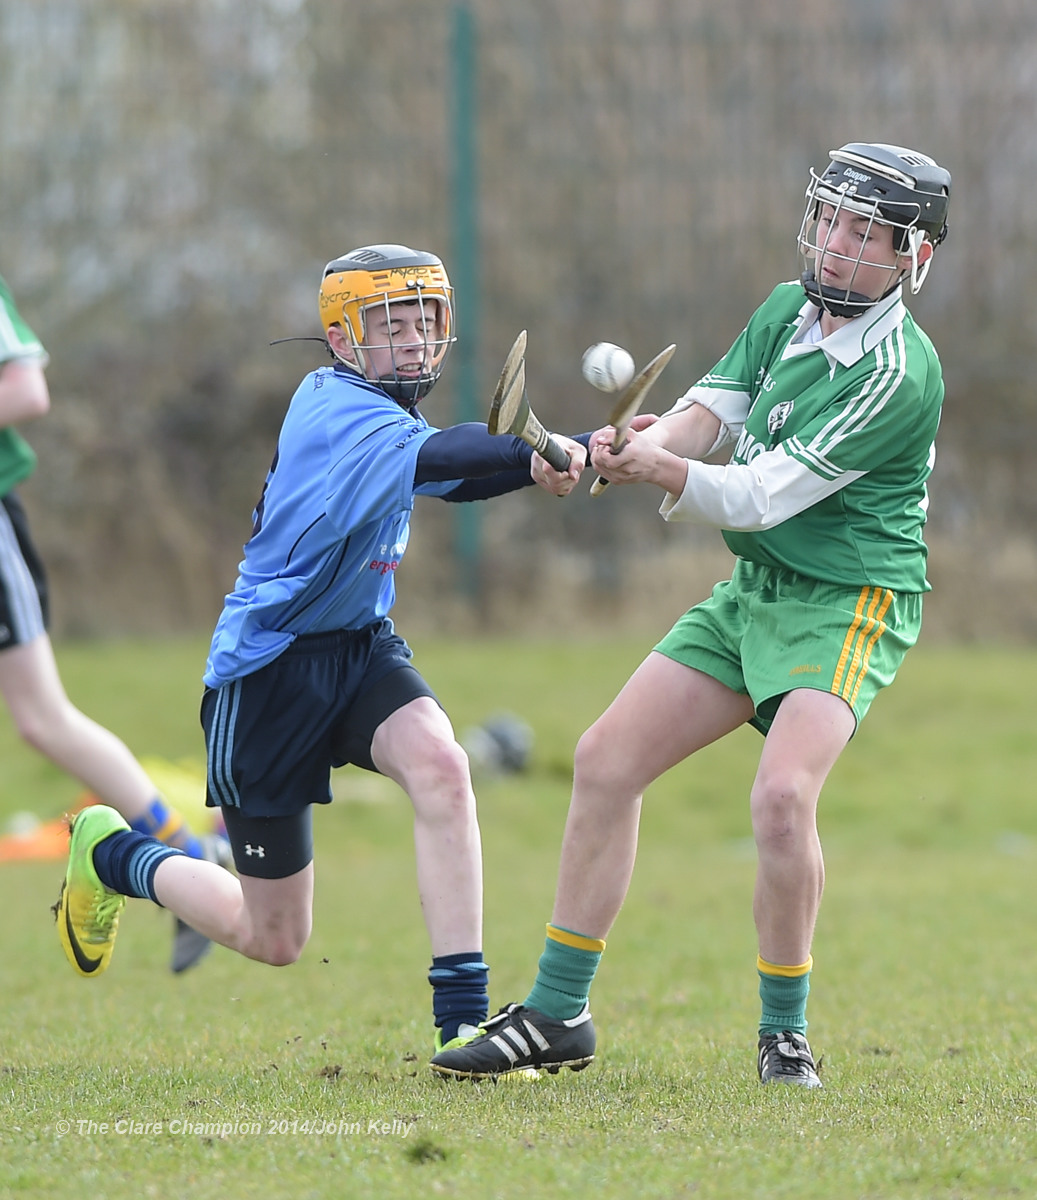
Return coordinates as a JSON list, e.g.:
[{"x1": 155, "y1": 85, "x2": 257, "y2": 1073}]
[{"x1": 783, "y1": 287, "x2": 906, "y2": 369}]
